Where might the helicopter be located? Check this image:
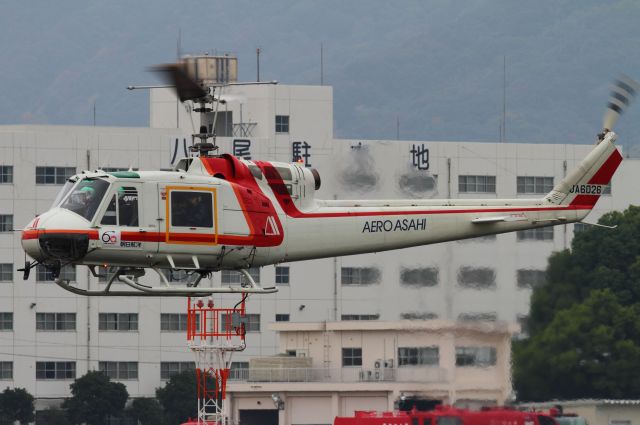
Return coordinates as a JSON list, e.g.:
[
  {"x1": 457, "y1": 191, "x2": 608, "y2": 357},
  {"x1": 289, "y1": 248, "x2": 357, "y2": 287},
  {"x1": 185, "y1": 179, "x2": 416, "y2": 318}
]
[{"x1": 19, "y1": 61, "x2": 637, "y2": 297}]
